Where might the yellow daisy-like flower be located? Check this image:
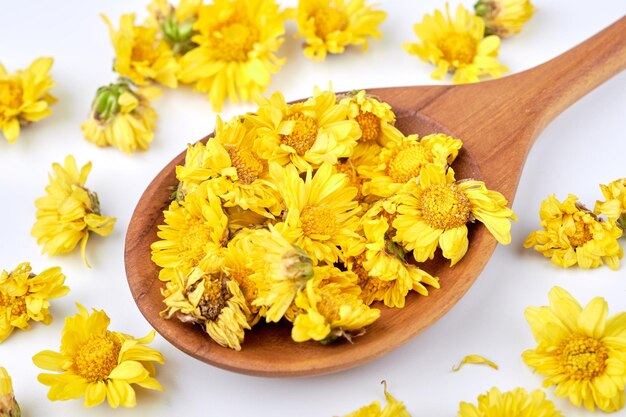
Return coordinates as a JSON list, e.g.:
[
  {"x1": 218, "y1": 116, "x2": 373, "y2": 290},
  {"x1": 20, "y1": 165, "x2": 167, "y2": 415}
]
[
  {"x1": 394, "y1": 164, "x2": 516, "y2": 266},
  {"x1": 0, "y1": 367, "x2": 20, "y2": 417},
  {"x1": 249, "y1": 88, "x2": 361, "y2": 172},
  {"x1": 102, "y1": 13, "x2": 179, "y2": 88},
  {"x1": 177, "y1": 0, "x2": 288, "y2": 111},
  {"x1": 273, "y1": 162, "x2": 361, "y2": 265},
  {"x1": 295, "y1": 0, "x2": 387, "y2": 61},
  {"x1": 342, "y1": 382, "x2": 411, "y2": 417},
  {"x1": 522, "y1": 287, "x2": 626, "y2": 412},
  {"x1": 474, "y1": 0, "x2": 534, "y2": 38},
  {"x1": 32, "y1": 304, "x2": 164, "y2": 408},
  {"x1": 161, "y1": 266, "x2": 251, "y2": 350},
  {"x1": 595, "y1": 178, "x2": 626, "y2": 231},
  {"x1": 291, "y1": 265, "x2": 380, "y2": 343},
  {"x1": 0, "y1": 57, "x2": 55, "y2": 144},
  {"x1": 151, "y1": 187, "x2": 228, "y2": 282},
  {"x1": 360, "y1": 132, "x2": 463, "y2": 198},
  {"x1": 338, "y1": 90, "x2": 398, "y2": 148},
  {"x1": 31, "y1": 155, "x2": 116, "y2": 266},
  {"x1": 81, "y1": 81, "x2": 159, "y2": 154},
  {"x1": 147, "y1": 0, "x2": 202, "y2": 56},
  {"x1": 403, "y1": 4, "x2": 508, "y2": 84},
  {"x1": 0, "y1": 262, "x2": 69, "y2": 343},
  {"x1": 457, "y1": 387, "x2": 563, "y2": 417},
  {"x1": 175, "y1": 117, "x2": 281, "y2": 217},
  {"x1": 525, "y1": 194, "x2": 623, "y2": 270}
]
